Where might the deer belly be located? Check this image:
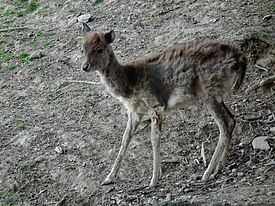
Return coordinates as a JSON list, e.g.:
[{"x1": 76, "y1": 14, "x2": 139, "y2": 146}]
[{"x1": 166, "y1": 88, "x2": 197, "y2": 111}]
